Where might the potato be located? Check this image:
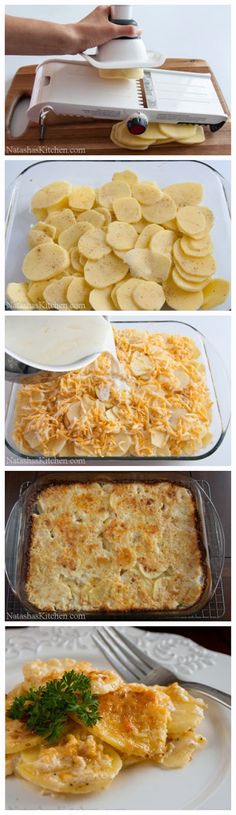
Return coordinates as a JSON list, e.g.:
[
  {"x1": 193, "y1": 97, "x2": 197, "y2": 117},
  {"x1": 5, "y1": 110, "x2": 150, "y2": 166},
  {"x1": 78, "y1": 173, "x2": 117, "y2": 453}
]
[
  {"x1": 150, "y1": 229, "x2": 175, "y2": 254},
  {"x1": 163, "y1": 276, "x2": 204, "y2": 310},
  {"x1": 97, "y1": 180, "x2": 131, "y2": 209},
  {"x1": 22, "y1": 244, "x2": 69, "y2": 281},
  {"x1": 172, "y1": 267, "x2": 209, "y2": 292},
  {"x1": 78, "y1": 228, "x2": 111, "y2": 260},
  {"x1": 112, "y1": 196, "x2": 141, "y2": 223},
  {"x1": 98, "y1": 67, "x2": 144, "y2": 79},
  {"x1": 125, "y1": 248, "x2": 171, "y2": 281},
  {"x1": 33, "y1": 221, "x2": 57, "y2": 239},
  {"x1": 115, "y1": 278, "x2": 140, "y2": 310},
  {"x1": 173, "y1": 239, "x2": 216, "y2": 278},
  {"x1": 135, "y1": 224, "x2": 163, "y2": 249},
  {"x1": 58, "y1": 222, "x2": 93, "y2": 251},
  {"x1": 70, "y1": 247, "x2": 84, "y2": 273},
  {"x1": 132, "y1": 181, "x2": 162, "y2": 205},
  {"x1": 6, "y1": 282, "x2": 33, "y2": 310},
  {"x1": 77, "y1": 209, "x2": 105, "y2": 228},
  {"x1": 66, "y1": 278, "x2": 91, "y2": 309},
  {"x1": 106, "y1": 221, "x2": 137, "y2": 251},
  {"x1": 27, "y1": 229, "x2": 53, "y2": 249},
  {"x1": 68, "y1": 186, "x2": 95, "y2": 211},
  {"x1": 28, "y1": 280, "x2": 49, "y2": 306},
  {"x1": 84, "y1": 253, "x2": 128, "y2": 289},
  {"x1": 159, "y1": 123, "x2": 198, "y2": 140},
  {"x1": 163, "y1": 182, "x2": 204, "y2": 207},
  {"x1": 180, "y1": 236, "x2": 212, "y2": 258},
  {"x1": 89, "y1": 285, "x2": 115, "y2": 310},
  {"x1": 110, "y1": 122, "x2": 155, "y2": 150},
  {"x1": 132, "y1": 280, "x2": 165, "y2": 310},
  {"x1": 142, "y1": 194, "x2": 177, "y2": 224},
  {"x1": 95, "y1": 206, "x2": 112, "y2": 225},
  {"x1": 31, "y1": 181, "x2": 71, "y2": 212},
  {"x1": 176, "y1": 206, "x2": 206, "y2": 236},
  {"x1": 43, "y1": 276, "x2": 74, "y2": 309},
  {"x1": 112, "y1": 170, "x2": 139, "y2": 189},
  {"x1": 46, "y1": 208, "x2": 76, "y2": 238},
  {"x1": 201, "y1": 279, "x2": 230, "y2": 309}
]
